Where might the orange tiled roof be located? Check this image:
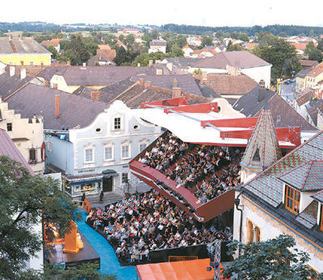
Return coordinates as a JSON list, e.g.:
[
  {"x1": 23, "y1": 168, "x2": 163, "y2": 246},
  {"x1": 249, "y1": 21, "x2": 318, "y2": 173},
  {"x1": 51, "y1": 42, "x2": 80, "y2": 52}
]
[
  {"x1": 307, "y1": 62, "x2": 323, "y2": 77},
  {"x1": 40, "y1": 38, "x2": 61, "y2": 47}
]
